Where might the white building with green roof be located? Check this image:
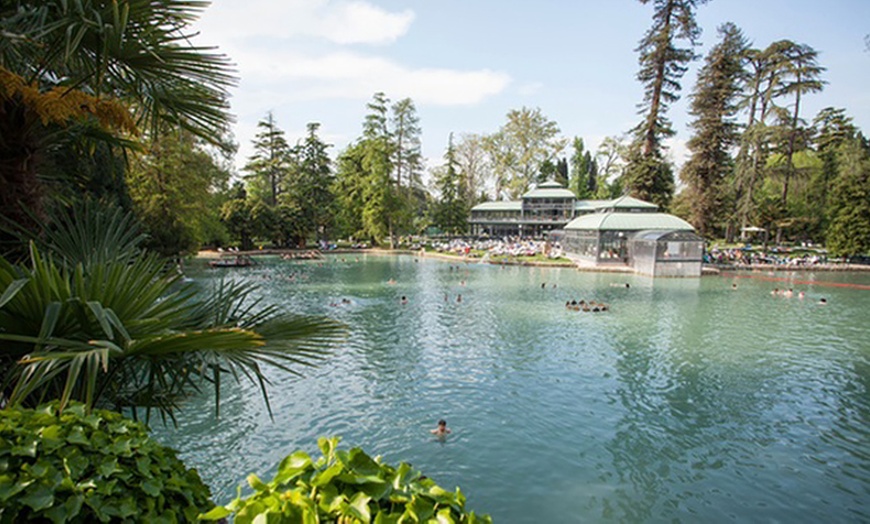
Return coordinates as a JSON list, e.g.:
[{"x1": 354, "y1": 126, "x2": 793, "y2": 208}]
[
  {"x1": 469, "y1": 181, "x2": 602, "y2": 237},
  {"x1": 560, "y1": 196, "x2": 704, "y2": 276},
  {"x1": 469, "y1": 181, "x2": 704, "y2": 276}
]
